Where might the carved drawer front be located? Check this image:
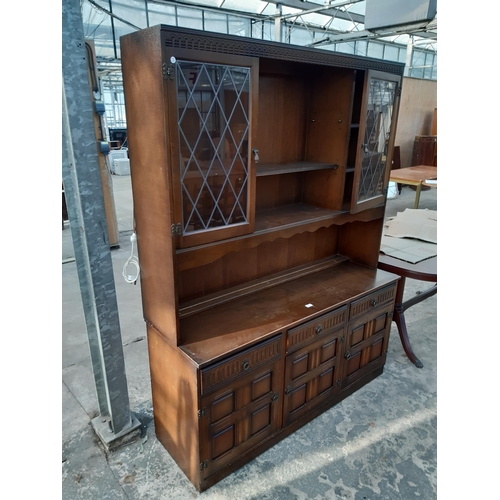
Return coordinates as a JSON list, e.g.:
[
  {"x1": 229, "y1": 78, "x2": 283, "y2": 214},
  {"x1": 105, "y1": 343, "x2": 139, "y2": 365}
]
[
  {"x1": 349, "y1": 284, "x2": 396, "y2": 321},
  {"x1": 201, "y1": 335, "x2": 282, "y2": 395},
  {"x1": 283, "y1": 328, "x2": 344, "y2": 427},
  {"x1": 342, "y1": 304, "x2": 393, "y2": 388},
  {"x1": 199, "y1": 357, "x2": 283, "y2": 479},
  {"x1": 286, "y1": 306, "x2": 347, "y2": 353}
]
